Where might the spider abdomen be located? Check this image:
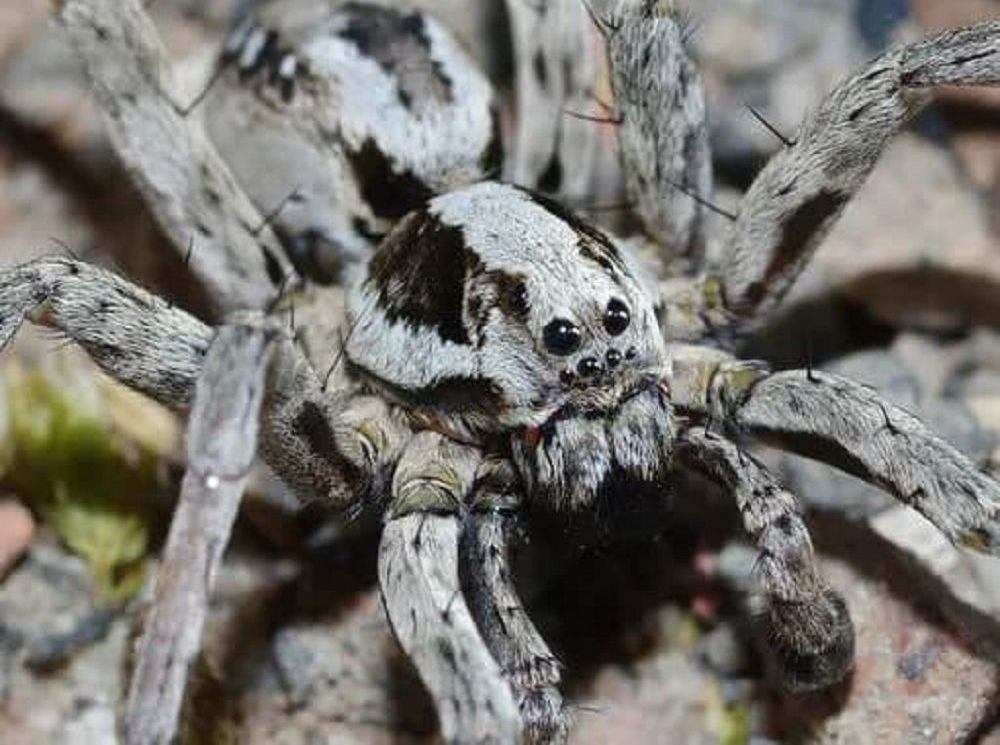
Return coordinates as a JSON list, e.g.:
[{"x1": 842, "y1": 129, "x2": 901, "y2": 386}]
[{"x1": 205, "y1": 0, "x2": 500, "y2": 282}]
